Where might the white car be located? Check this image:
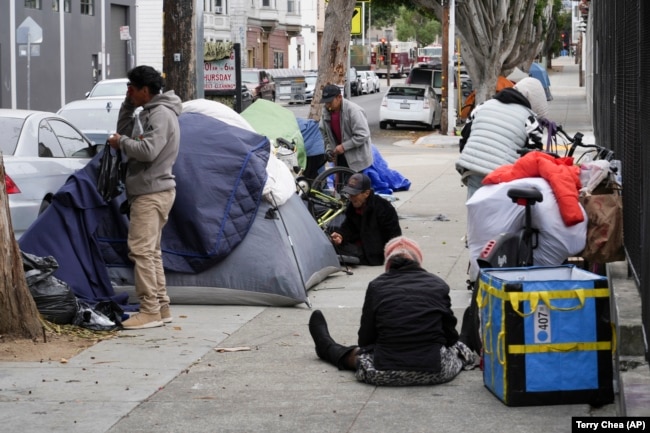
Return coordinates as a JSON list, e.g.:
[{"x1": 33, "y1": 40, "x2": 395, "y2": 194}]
[
  {"x1": 356, "y1": 71, "x2": 372, "y2": 94},
  {"x1": 366, "y1": 70, "x2": 380, "y2": 93},
  {"x1": 1, "y1": 109, "x2": 98, "y2": 238},
  {"x1": 85, "y1": 78, "x2": 129, "y2": 99},
  {"x1": 379, "y1": 84, "x2": 442, "y2": 130}
]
